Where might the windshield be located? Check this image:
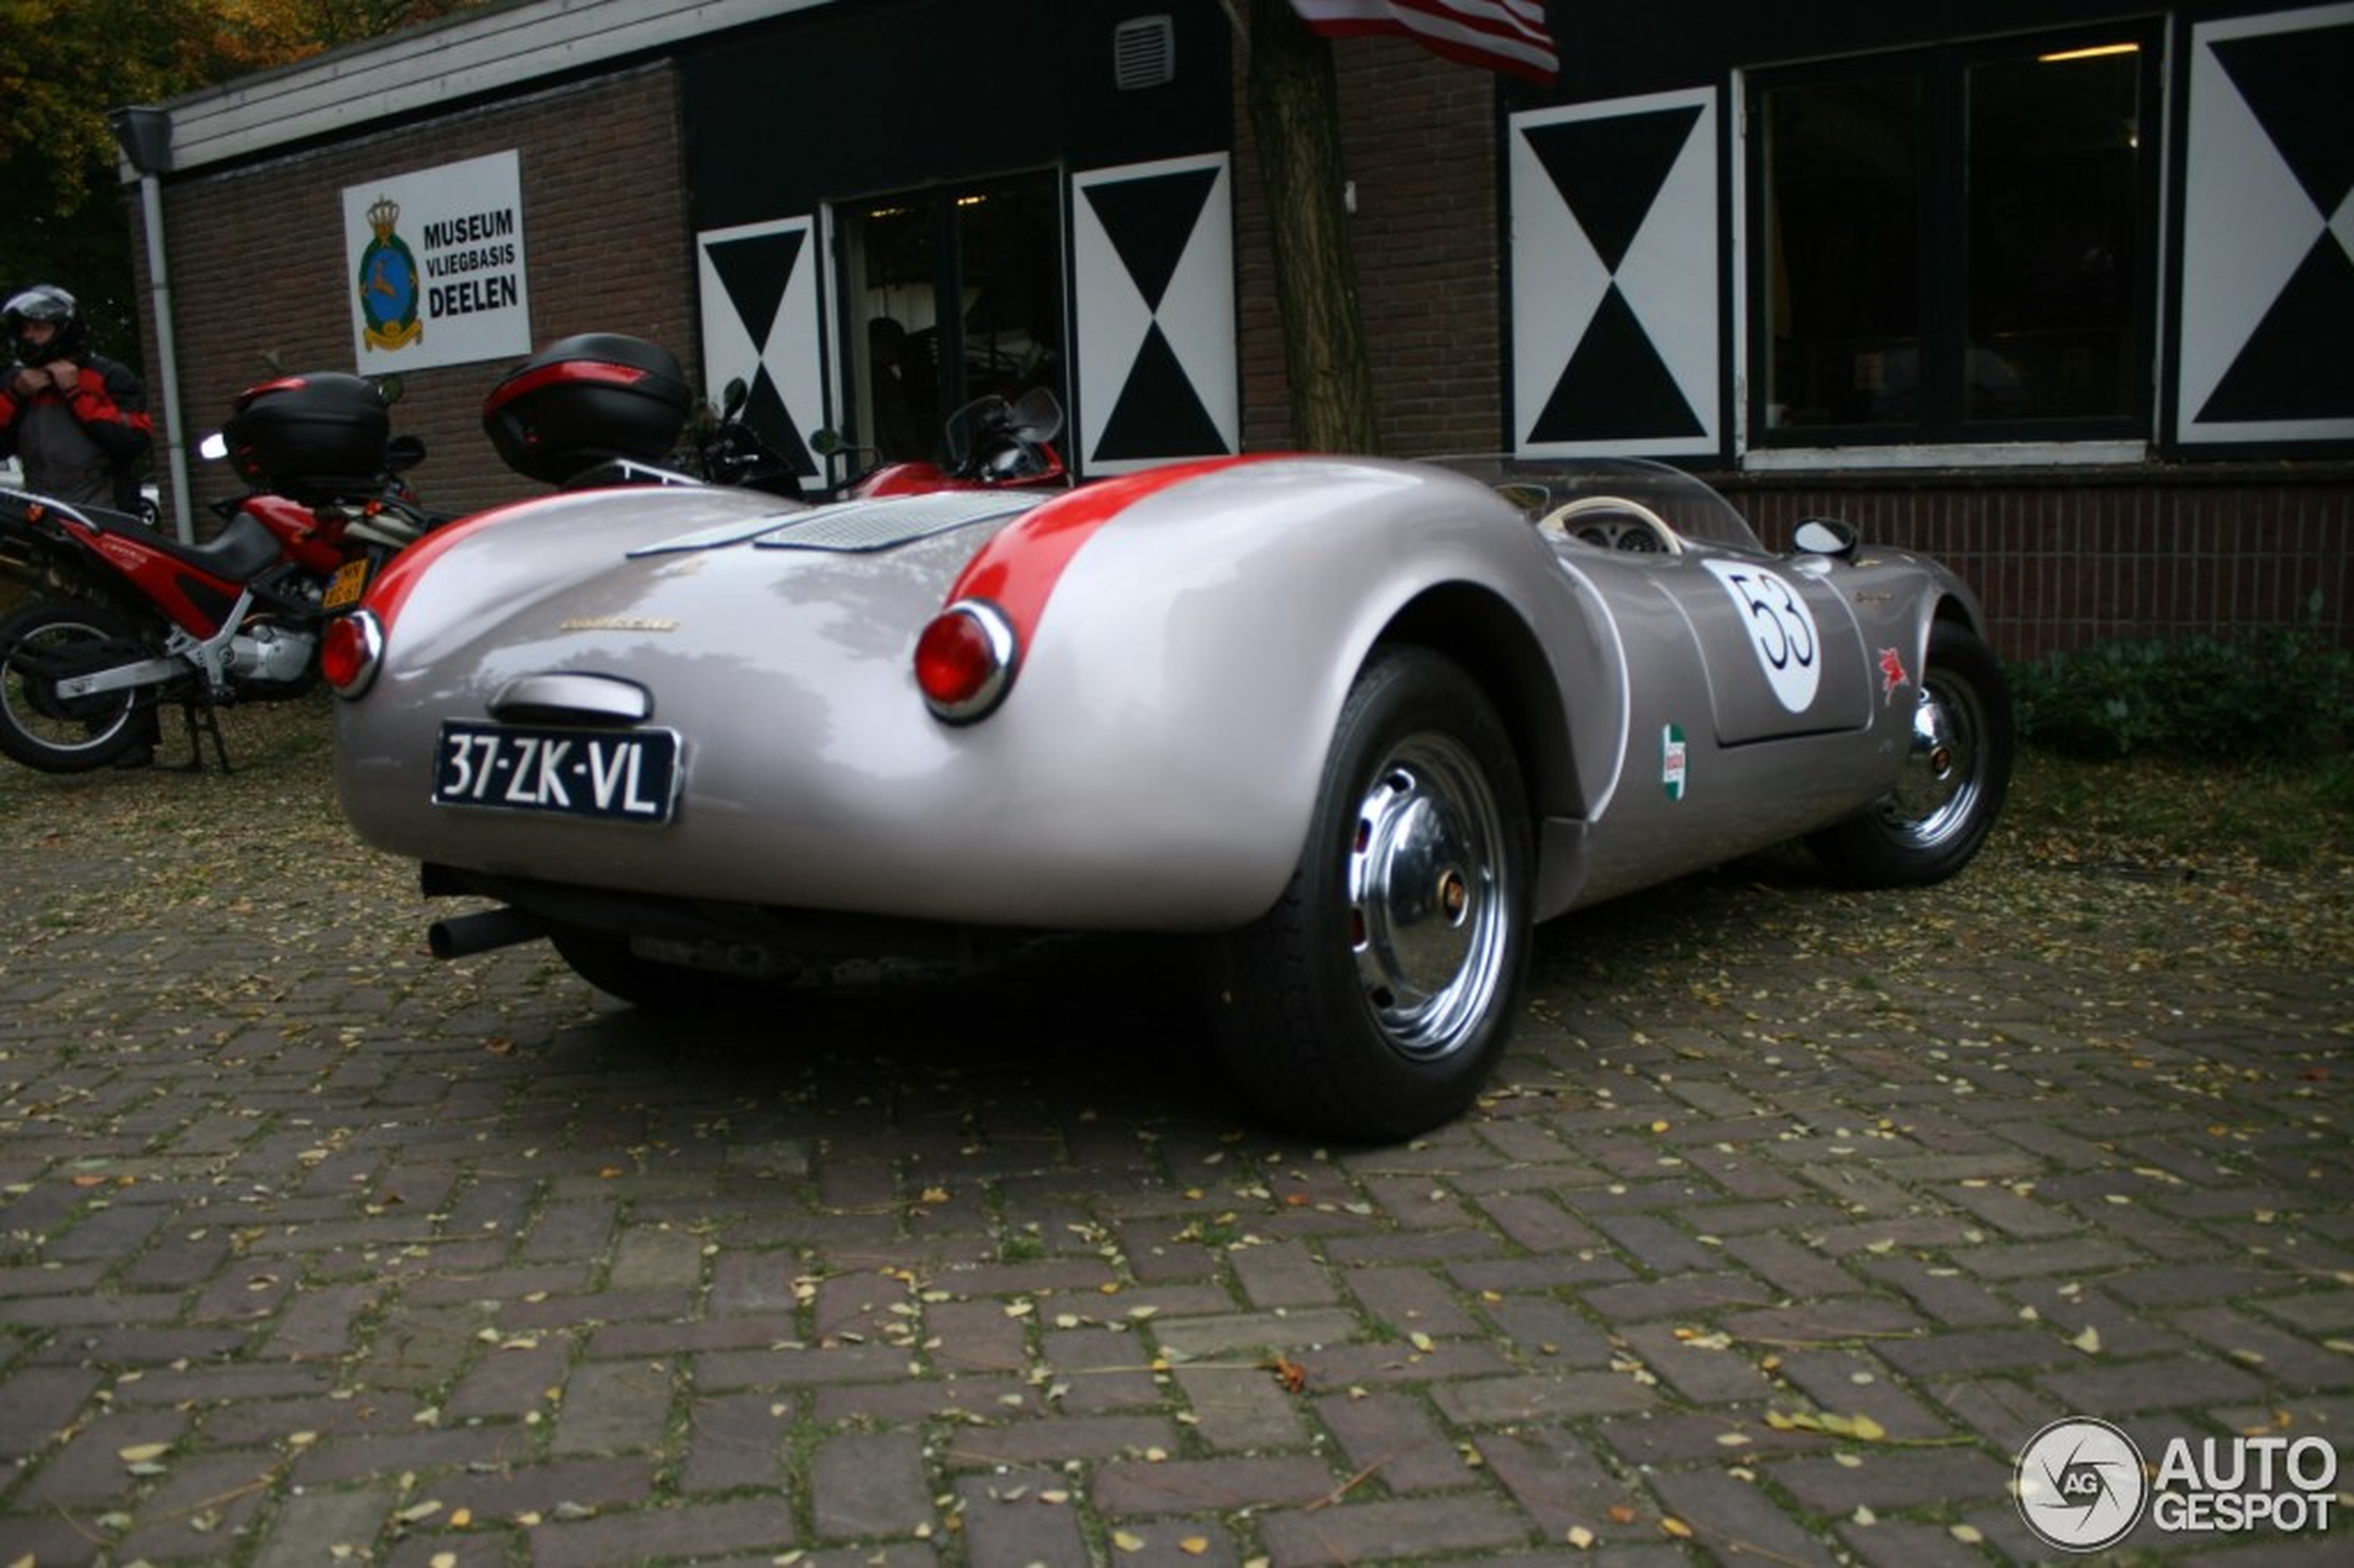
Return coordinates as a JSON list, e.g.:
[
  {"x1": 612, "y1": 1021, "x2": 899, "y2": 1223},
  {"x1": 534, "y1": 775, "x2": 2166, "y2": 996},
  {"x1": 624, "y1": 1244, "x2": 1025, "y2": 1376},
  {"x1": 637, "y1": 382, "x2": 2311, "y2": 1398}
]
[
  {"x1": 1428, "y1": 455, "x2": 1766, "y2": 552},
  {"x1": 943, "y1": 386, "x2": 1062, "y2": 470}
]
